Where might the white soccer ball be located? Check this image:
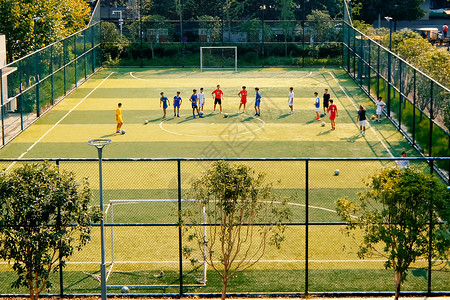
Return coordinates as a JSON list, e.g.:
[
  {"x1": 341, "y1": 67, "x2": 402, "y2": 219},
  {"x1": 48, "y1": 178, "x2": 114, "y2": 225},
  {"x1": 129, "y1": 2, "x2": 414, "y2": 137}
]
[
  {"x1": 121, "y1": 130, "x2": 126, "y2": 135},
  {"x1": 144, "y1": 120, "x2": 148, "y2": 124},
  {"x1": 199, "y1": 111, "x2": 204, "y2": 116},
  {"x1": 334, "y1": 169, "x2": 340, "y2": 176},
  {"x1": 321, "y1": 122, "x2": 325, "y2": 127},
  {"x1": 224, "y1": 113, "x2": 228, "y2": 118},
  {"x1": 121, "y1": 286, "x2": 130, "y2": 293}
]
